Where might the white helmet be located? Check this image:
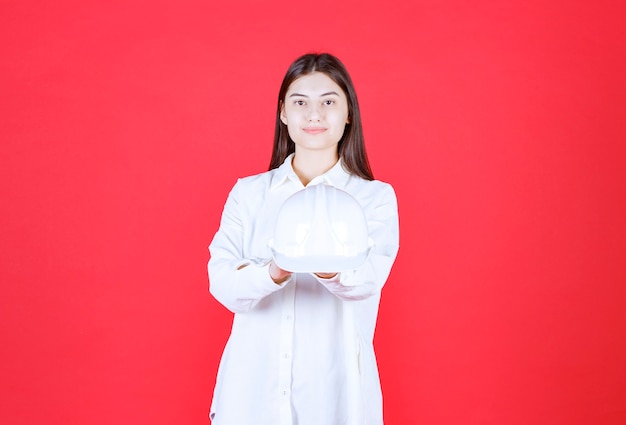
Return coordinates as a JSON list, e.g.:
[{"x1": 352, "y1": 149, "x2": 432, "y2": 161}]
[{"x1": 269, "y1": 184, "x2": 374, "y2": 273}]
